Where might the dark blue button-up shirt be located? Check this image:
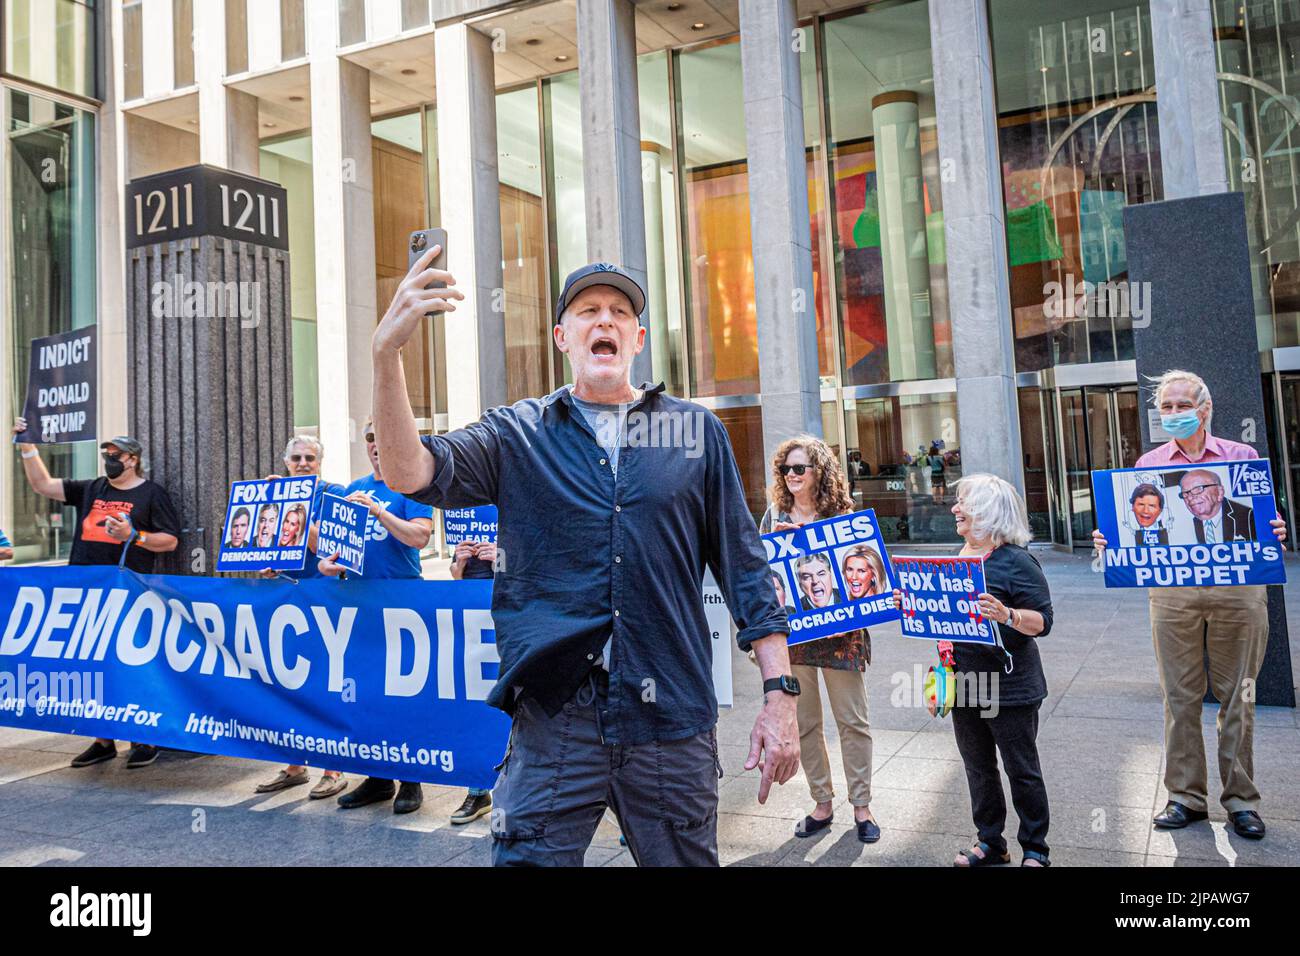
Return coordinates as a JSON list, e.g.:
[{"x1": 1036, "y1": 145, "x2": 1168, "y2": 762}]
[{"x1": 410, "y1": 382, "x2": 789, "y2": 745}]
